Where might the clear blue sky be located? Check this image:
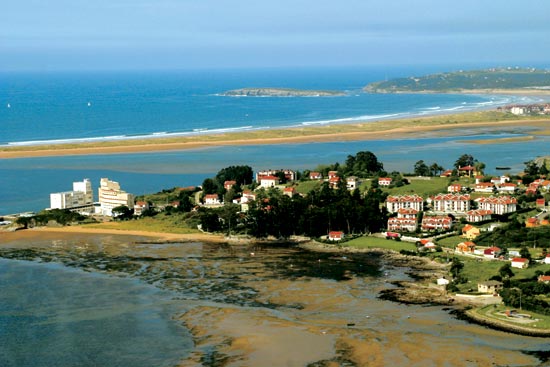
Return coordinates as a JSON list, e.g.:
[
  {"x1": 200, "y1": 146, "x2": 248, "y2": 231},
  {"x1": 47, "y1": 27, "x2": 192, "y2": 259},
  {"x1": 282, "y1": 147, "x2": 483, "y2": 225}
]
[{"x1": 3, "y1": 0, "x2": 550, "y2": 71}]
